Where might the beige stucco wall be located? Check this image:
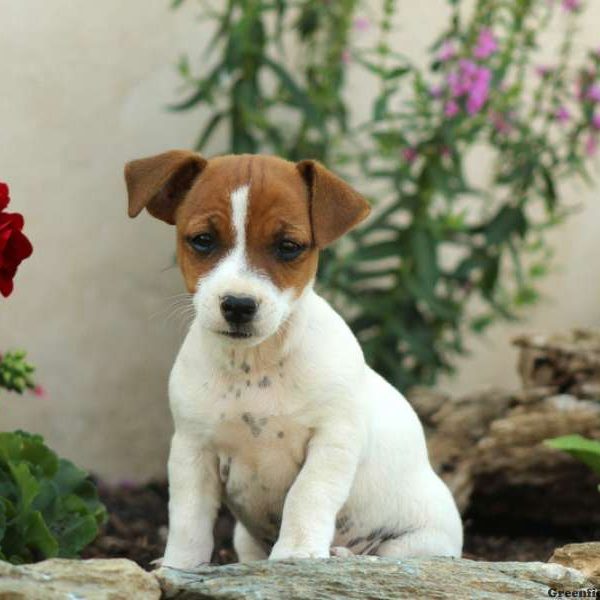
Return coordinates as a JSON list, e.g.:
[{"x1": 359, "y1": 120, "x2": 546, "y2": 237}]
[{"x1": 1, "y1": 1, "x2": 599, "y2": 481}]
